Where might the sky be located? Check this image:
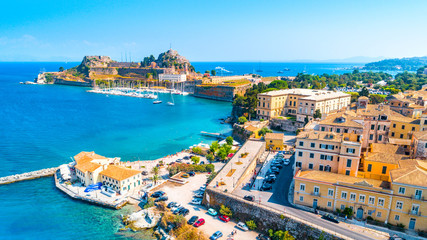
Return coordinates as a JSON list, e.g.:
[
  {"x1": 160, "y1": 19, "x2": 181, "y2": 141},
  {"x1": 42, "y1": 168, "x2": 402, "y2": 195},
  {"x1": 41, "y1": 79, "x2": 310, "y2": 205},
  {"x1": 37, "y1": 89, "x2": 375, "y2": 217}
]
[{"x1": 1, "y1": 0, "x2": 427, "y2": 62}]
